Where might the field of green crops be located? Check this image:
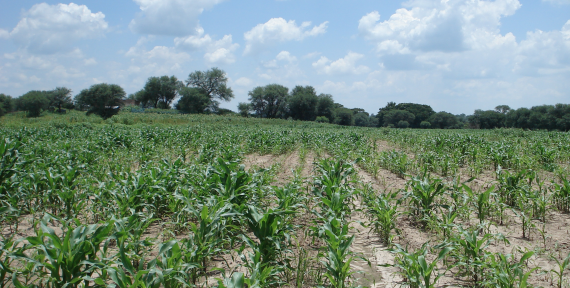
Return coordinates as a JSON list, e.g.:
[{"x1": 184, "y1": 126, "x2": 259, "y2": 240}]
[{"x1": 1, "y1": 111, "x2": 570, "y2": 288}]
